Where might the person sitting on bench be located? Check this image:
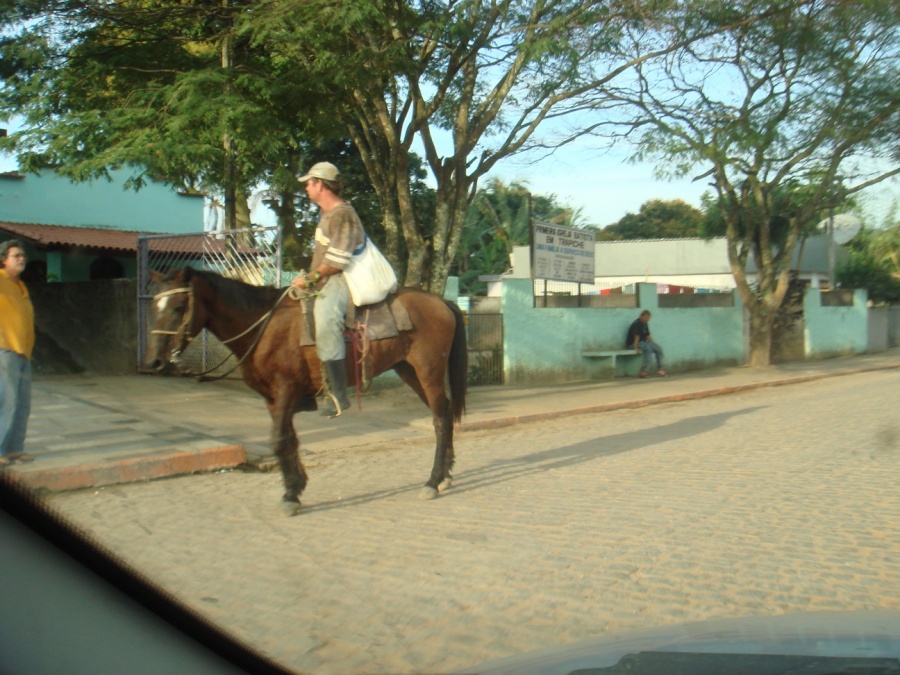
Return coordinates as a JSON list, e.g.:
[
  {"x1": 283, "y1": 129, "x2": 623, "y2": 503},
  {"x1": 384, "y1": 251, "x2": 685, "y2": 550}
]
[{"x1": 626, "y1": 310, "x2": 667, "y2": 378}]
